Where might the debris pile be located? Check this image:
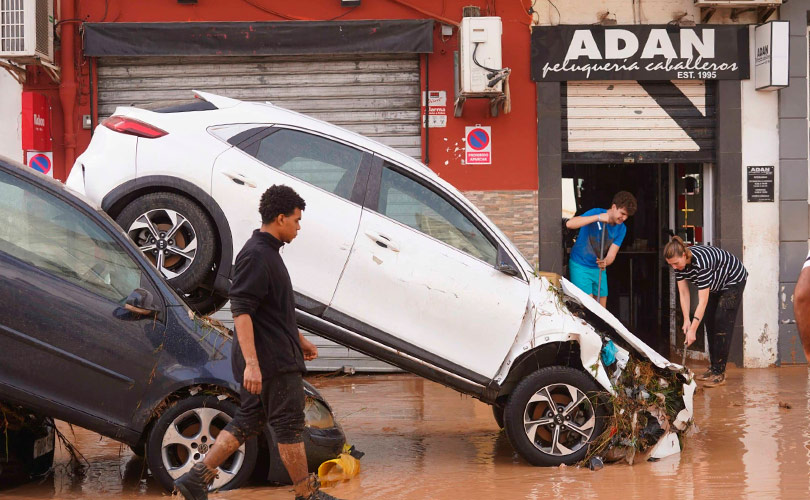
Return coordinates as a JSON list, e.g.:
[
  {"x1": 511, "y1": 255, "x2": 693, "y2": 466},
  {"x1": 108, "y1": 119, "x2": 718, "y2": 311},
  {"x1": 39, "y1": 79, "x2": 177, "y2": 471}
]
[{"x1": 583, "y1": 358, "x2": 696, "y2": 465}]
